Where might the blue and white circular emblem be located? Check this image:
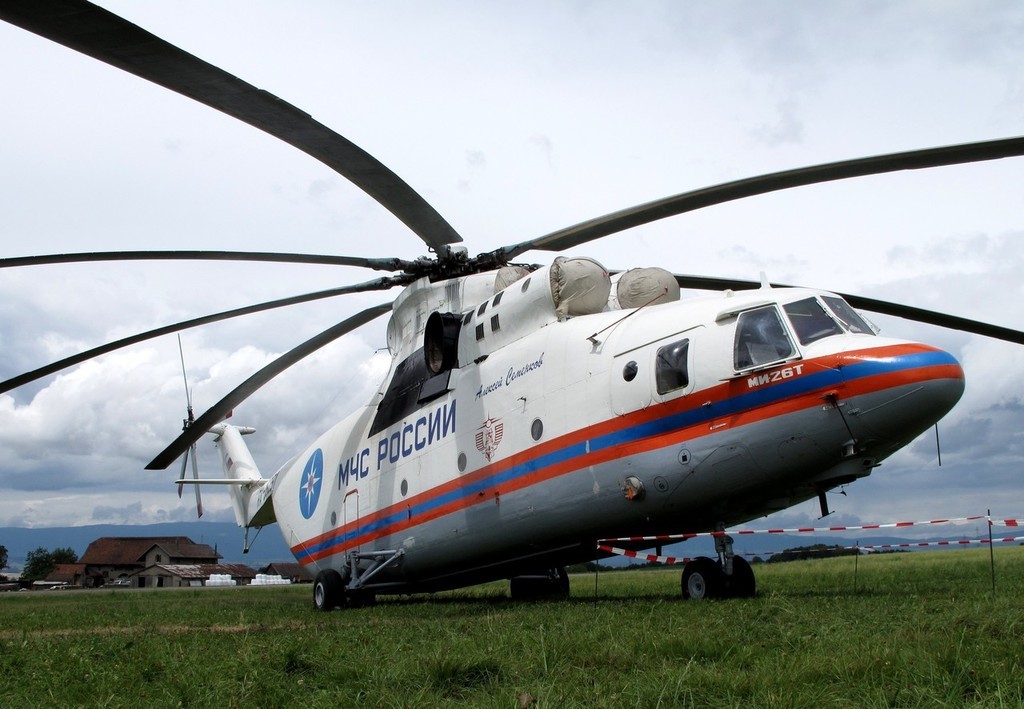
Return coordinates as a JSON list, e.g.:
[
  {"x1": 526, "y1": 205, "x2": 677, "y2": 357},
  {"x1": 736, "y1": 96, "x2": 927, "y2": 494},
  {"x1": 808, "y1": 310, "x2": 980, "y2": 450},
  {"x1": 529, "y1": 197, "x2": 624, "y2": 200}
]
[{"x1": 299, "y1": 448, "x2": 324, "y2": 520}]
